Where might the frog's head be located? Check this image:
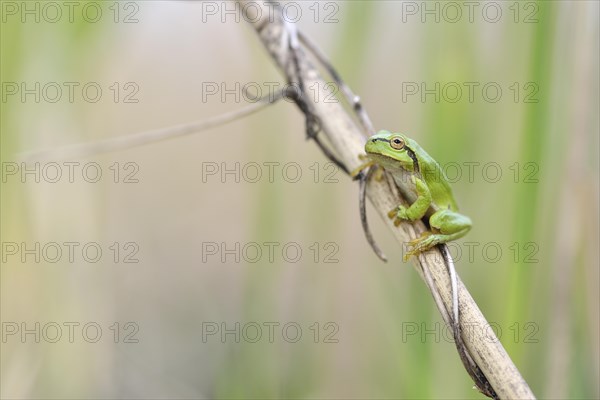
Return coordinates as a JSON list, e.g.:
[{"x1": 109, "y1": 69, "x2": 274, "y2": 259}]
[{"x1": 365, "y1": 130, "x2": 418, "y2": 172}]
